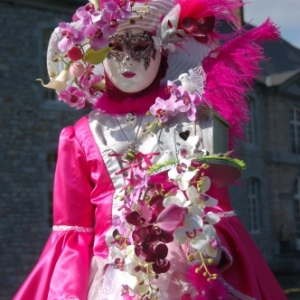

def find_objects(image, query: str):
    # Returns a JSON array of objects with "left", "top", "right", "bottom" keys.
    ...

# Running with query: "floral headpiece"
[
  {"left": 41, "top": 0, "right": 279, "bottom": 140},
  {"left": 41, "top": 0, "right": 239, "bottom": 109}
]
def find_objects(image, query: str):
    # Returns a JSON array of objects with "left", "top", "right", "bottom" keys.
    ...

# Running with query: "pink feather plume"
[
  {"left": 202, "top": 18, "right": 280, "bottom": 143},
  {"left": 176, "top": 0, "right": 243, "bottom": 25}
]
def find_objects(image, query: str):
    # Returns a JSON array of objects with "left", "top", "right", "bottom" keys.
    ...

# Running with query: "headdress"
[{"left": 41, "top": 0, "right": 279, "bottom": 140}]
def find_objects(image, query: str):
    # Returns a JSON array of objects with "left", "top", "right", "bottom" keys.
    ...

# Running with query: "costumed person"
[{"left": 15, "top": 0, "right": 287, "bottom": 299}]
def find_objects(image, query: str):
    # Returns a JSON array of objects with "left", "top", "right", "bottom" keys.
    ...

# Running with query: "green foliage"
[
  {"left": 193, "top": 155, "right": 246, "bottom": 171},
  {"left": 148, "top": 160, "right": 177, "bottom": 174},
  {"left": 148, "top": 155, "right": 246, "bottom": 175},
  {"left": 83, "top": 47, "right": 112, "bottom": 64}
]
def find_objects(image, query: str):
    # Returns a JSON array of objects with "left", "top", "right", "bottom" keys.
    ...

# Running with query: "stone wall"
[
  {"left": 229, "top": 83, "right": 300, "bottom": 276},
  {"left": 0, "top": 2, "right": 86, "bottom": 299}
]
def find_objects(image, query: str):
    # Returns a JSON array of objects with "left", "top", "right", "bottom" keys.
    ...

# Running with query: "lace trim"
[
  {"left": 220, "top": 278, "right": 257, "bottom": 300},
  {"left": 217, "top": 210, "right": 236, "bottom": 218},
  {"left": 52, "top": 225, "right": 93, "bottom": 233}
]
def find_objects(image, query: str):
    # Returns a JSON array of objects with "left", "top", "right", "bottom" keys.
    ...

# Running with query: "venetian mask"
[{"left": 103, "top": 28, "right": 161, "bottom": 93}]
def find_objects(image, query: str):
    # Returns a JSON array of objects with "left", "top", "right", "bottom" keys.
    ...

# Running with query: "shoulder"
[
  {"left": 58, "top": 114, "right": 90, "bottom": 151},
  {"left": 60, "top": 114, "right": 91, "bottom": 139},
  {"left": 59, "top": 110, "right": 106, "bottom": 152}
]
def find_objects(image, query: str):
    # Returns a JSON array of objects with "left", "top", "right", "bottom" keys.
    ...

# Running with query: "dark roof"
[{"left": 260, "top": 36, "right": 300, "bottom": 76}]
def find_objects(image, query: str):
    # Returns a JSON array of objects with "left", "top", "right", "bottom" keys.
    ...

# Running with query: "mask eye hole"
[
  {"left": 109, "top": 42, "right": 123, "bottom": 52},
  {"left": 133, "top": 42, "right": 149, "bottom": 53}
]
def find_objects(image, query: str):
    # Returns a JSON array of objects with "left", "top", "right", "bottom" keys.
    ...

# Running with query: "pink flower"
[
  {"left": 165, "top": 80, "right": 178, "bottom": 94},
  {"left": 58, "top": 22, "right": 85, "bottom": 52},
  {"left": 96, "top": 8, "right": 118, "bottom": 31},
  {"left": 75, "top": 4, "right": 118, "bottom": 51},
  {"left": 128, "top": 168, "right": 148, "bottom": 202},
  {"left": 75, "top": 3, "right": 102, "bottom": 26},
  {"left": 58, "top": 86, "right": 86, "bottom": 109},
  {"left": 125, "top": 200, "right": 153, "bottom": 227},
  {"left": 83, "top": 8, "right": 120, "bottom": 51},
  {"left": 103, "top": 0, "right": 131, "bottom": 20},
  {"left": 69, "top": 62, "right": 86, "bottom": 78},
  {"left": 84, "top": 24, "right": 107, "bottom": 50},
  {"left": 78, "top": 63, "right": 101, "bottom": 89},
  {"left": 149, "top": 96, "right": 177, "bottom": 123},
  {"left": 156, "top": 204, "right": 187, "bottom": 232},
  {"left": 175, "top": 86, "right": 202, "bottom": 121}
]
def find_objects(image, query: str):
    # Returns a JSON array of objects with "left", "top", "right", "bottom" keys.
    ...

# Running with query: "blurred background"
[{"left": 0, "top": 0, "right": 300, "bottom": 299}]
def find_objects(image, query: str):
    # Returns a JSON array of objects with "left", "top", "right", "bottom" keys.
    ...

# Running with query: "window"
[
  {"left": 42, "top": 28, "right": 57, "bottom": 100},
  {"left": 290, "top": 107, "right": 300, "bottom": 153},
  {"left": 293, "top": 176, "right": 300, "bottom": 251},
  {"left": 247, "top": 178, "right": 261, "bottom": 233},
  {"left": 245, "top": 98, "right": 257, "bottom": 145},
  {"left": 47, "top": 150, "right": 58, "bottom": 227}
]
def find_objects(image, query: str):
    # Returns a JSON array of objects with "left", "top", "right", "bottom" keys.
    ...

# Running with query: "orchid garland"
[
  {"left": 103, "top": 123, "right": 244, "bottom": 300},
  {"left": 39, "top": 0, "right": 211, "bottom": 111},
  {"left": 103, "top": 71, "right": 247, "bottom": 298},
  {"left": 147, "top": 80, "right": 205, "bottom": 130}
]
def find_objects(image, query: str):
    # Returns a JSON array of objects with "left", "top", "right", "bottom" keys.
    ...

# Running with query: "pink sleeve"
[{"left": 14, "top": 126, "right": 95, "bottom": 300}]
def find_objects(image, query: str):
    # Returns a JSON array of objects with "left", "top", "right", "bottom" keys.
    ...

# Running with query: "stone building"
[
  {"left": 230, "top": 37, "right": 300, "bottom": 292},
  {"left": 0, "top": 1, "right": 87, "bottom": 299},
  {"left": 0, "top": 0, "right": 300, "bottom": 299}
]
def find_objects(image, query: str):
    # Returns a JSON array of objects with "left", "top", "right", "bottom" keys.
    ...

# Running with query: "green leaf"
[
  {"left": 193, "top": 155, "right": 246, "bottom": 171},
  {"left": 147, "top": 160, "right": 177, "bottom": 175},
  {"left": 83, "top": 47, "right": 112, "bottom": 64},
  {"left": 147, "top": 155, "right": 246, "bottom": 175}
]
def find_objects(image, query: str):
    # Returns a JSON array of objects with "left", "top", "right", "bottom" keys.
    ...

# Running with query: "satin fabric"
[
  {"left": 14, "top": 114, "right": 287, "bottom": 300},
  {"left": 207, "top": 186, "right": 287, "bottom": 300}
]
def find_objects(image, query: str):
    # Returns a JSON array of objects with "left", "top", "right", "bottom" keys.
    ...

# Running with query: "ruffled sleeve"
[{"left": 14, "top": 125, "right": 95, "bottom": 300}]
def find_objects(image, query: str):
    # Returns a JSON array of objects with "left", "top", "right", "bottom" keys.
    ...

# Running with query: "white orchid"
[
  {"left": 203, "top": 211, "right": 221, "bottom": 225},
  {"left": 163, "top": 189, "right": 190, "bottom": 208},
  {"left": 174, "top": 213, "right": 204, "bottom": 244},
  {"left": 190, "top": 224, "right": 220, "bottom": 258},
  {"left": 168, "top": 158, "right": 196, "bottom": 191},
  {"left": 188, "top": 177, "right": 218, "bottom": 209}
]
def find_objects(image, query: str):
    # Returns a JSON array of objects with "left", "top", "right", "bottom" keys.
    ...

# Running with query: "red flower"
[
  {"left": 67, "top": 46, "right": 83, "bottom": 61},
  {"left": 181, "top": 16, "right": 215, "bottom": 43},
  {"left": 145, "top": 243, "right": 170, "bottom": 274}
]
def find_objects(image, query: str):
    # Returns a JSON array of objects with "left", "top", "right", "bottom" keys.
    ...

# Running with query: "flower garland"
[{"left": 104, "top": 79, "right": 245, "bottom": 299}]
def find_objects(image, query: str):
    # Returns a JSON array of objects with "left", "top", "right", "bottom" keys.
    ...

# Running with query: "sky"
[{"left": 244, "top": 0, "right": 300, "bottom": 49}]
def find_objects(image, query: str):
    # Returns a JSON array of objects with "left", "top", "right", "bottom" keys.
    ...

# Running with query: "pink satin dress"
[{"left": 14, "top": 111, "right": 287, "bottom": 300}]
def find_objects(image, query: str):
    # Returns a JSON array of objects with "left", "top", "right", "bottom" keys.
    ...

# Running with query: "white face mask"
[{"left": 103, "top": 28, "right": 161, "bottom": 93}]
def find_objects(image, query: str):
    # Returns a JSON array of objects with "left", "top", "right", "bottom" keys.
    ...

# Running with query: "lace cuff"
[{"left": 52, "top": 225, "right": 93, "bottom": 233}]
